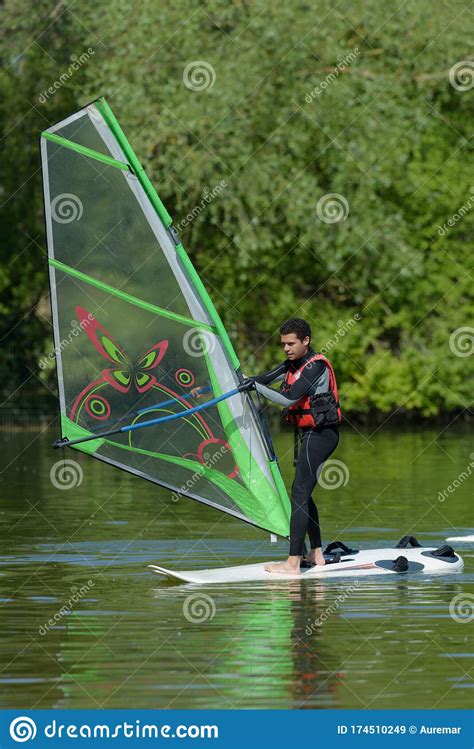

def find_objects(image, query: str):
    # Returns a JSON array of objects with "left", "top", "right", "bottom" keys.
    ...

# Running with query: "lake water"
[{"left": 0, "top": 425, "right": 472, "bottom": 709}]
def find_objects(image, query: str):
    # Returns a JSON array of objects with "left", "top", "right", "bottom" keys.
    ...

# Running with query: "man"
[{"left": 242, "top": 318, "right": 341, "bottom": 575}]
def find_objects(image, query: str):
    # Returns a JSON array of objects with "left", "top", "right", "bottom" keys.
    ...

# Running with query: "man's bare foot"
[
  {"left": 264, "top": 557, "right": 301, "bottom": 575},
  {"left": 306, "top": 548, "right": 326, "bottom": 566}
]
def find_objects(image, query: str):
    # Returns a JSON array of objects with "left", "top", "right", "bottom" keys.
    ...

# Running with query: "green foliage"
[
  {"left": 1, "top": 0, "right": 472, "bottom": 419},
  {"left": 0, "top": 1, "right": 90, "bottom": 413}
]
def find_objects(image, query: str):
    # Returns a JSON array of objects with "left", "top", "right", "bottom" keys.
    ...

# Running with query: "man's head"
[{"left": 279, "top": 318, "right": 311, "bottom": 360}]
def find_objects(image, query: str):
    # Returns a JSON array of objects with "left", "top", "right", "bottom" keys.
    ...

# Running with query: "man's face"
[{"left": 280, "top": 333, "right": 310, "bottom": 360}]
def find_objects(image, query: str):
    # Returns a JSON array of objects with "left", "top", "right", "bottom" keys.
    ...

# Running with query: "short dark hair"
[{"left": 280, "top": 317, "right": 311, "bottom": 342}]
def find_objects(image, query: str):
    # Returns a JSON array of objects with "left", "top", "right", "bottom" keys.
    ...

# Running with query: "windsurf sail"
[{"left": 40, "top": 97, "right": 290, "bottom": 537}]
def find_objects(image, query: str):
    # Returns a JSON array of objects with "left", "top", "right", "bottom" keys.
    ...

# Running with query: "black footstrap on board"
[
  {"left": 324, "top": 541, "right": 356, "bottom": 556},
  {"left": 396, "top": 535, "right": 422, "bottom": 549},
  {"left": 326, "top": 552, "right": 342, "bottom": 565},
  {"left": 392, "top": 555, "right": 409, "bottom": 572},
  {"left": 431, "top": 544, "right": 456, "bottom": 558},
  {"left": 420, "top": 545, "right": 458, "bottom": 563},
  {"left": 301, "top": 552, "right": 343, "bottom": 568}
]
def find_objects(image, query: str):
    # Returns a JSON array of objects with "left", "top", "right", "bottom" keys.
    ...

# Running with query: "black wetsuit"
[{"left": 253, "top": 348, "right": 339, "bottom": 556}]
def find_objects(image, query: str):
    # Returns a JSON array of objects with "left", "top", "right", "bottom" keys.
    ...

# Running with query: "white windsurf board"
[{"left": 149, "top": 545, "right": 464, "bottom": 584}]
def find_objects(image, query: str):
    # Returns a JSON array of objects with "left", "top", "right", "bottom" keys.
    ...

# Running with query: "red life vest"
[{"left": 282, "top": 353, "right": 341, "bottom": 428}]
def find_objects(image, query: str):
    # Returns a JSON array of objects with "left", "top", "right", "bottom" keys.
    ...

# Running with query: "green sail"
[{"left": 41, "top": 97, "right": 290, "bottom": 537}]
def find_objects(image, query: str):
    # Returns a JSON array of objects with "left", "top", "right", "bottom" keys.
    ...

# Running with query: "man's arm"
[
  {"left": 254, "top": 382, "right": 299, "bottom": 406},
  {"left": 254, "top": 359, "right": 327, "bottom": 406},
  {"left": 253, "top": 362, "right": 287, "bottom": 385}
]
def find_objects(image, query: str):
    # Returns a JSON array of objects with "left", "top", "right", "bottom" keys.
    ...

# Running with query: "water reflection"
[{"left": 0, "top": 428, "right": 472, "bottom": 709}]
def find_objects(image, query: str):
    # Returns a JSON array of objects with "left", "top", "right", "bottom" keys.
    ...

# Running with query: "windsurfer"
[{"left": 242, "top": 318, "right": 341, "bottom": 575}]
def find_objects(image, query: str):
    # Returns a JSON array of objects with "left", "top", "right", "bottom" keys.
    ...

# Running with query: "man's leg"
[
  {"left": 289, "top": 470, "right": 316, "bottom": 556},
  {"left": 265, "top": 432, "right": 317, "bottom": 574},
  {"left": 305, "top": 427, "right": 340, "bottom": 564},
  {"left": 307, "top": 498, "right": 321, "bottom": 550}
]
